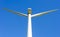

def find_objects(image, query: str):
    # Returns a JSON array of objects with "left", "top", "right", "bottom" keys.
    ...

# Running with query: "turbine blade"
[
  {"left": 3, "top": 8, "right": 27, "bottom": 16},
  {"left": 31, "top": 9, "right": 59, "bottom": 17}
]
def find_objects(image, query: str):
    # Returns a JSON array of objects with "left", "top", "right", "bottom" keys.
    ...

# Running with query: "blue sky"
[{"left": 0, "top": 0, "right": 60, "bottom": 37}]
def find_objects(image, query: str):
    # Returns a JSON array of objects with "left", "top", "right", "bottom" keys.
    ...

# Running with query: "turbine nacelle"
[{"left": 28, "top": 8, "right": 32, "bottom": 14}]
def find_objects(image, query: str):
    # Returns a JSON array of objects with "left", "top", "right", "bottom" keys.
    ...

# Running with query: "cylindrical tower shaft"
[{"left": 27, "top": 14, "right": 32, "bottom": 37}]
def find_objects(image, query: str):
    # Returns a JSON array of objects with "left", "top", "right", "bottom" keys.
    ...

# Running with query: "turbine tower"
[{"left": 4, "top": 8, "right": 58, "bottom": 37}]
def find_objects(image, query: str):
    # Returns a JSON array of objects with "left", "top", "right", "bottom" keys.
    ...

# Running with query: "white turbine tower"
[{"left": 4, "top": 8, "right": 58, "bottom": 37}]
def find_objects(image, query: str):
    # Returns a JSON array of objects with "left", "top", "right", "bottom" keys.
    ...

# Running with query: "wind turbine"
[{"left": 4, "top": 8, "right": 58, "bottom": 37}]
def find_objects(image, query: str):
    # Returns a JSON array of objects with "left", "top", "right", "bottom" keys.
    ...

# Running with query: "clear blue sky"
[{"left": 0, "top": 0, "right": 60, "bottom": 37}]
